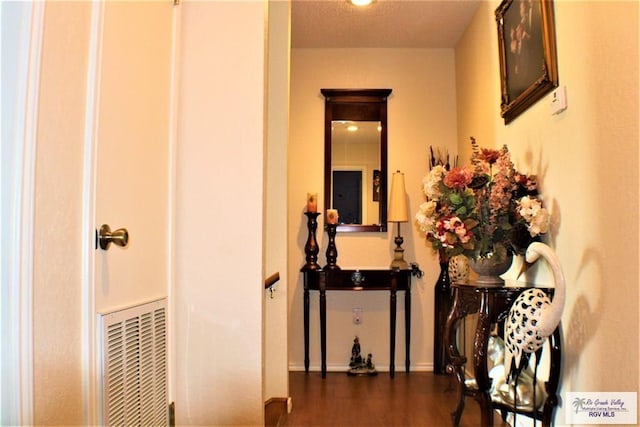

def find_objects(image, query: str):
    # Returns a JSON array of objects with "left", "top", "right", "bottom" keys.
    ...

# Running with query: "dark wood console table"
[
  {"left": 444, "top": 282, "right": 561, "bottom": 427},
  {"left": 302, "top": 268, "right": 411, "bottom": 378}
]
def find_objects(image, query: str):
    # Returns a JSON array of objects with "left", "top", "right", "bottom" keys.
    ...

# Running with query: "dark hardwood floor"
[{"left": 281, "top": 371, "right": 509, "bottom": 427}]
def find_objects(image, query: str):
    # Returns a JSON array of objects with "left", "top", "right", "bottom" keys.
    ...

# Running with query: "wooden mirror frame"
[{"left": 321, "top": 88, "right": 392, "bottom": 232}]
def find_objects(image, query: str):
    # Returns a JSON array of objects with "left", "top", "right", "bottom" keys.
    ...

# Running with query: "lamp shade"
[{"left": 388, "top": 170, "right": 408, "bottom": 223}]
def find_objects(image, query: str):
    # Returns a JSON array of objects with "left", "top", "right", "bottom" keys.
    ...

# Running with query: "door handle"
[{"left": 97, "top": 224, "right": 129, "bottom": 250}]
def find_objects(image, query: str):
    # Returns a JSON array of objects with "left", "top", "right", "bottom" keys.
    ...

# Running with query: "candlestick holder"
[
  {"left": 323, "top": 223, "right": 340, "bottom": 270},
  {"left": 302, "top": 212, "right": 321, "bottom": 271}
]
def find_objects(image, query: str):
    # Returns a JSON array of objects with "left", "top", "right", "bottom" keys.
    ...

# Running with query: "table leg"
[
  {"left": 389, "top": 289, "right": 397, "bottom": 378},
  {"left": 320, "top": 288, "right": 327, "bottom": 378},
  {"left": 405, "top": 287, "right": 411, "bottom": 373},
  {"left": 445, "top": 287, "right": 466, "bottom": 426},
  {"left": 304, "top": 287, "right": 310, "bottom": 373},
  {"left": 474, "top": 295, "right": 494, "bottom": 426}
]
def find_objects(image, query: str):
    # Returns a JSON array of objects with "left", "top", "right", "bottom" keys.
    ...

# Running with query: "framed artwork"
[
  {"left": 372, "top": 170, "right": 381, "bottom": 202},
  {"left": 496, "top": 0, "right": 558, "bottom": 124}
]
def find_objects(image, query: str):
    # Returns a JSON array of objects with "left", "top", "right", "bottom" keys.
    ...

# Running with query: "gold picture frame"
[{"left": 496, "top": 0, "right": 559, "bottom": 124}]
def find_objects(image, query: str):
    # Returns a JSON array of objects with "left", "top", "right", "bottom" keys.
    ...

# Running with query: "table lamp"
[{"left": 388, "top": 170, "right": 409, "bottom": 269}]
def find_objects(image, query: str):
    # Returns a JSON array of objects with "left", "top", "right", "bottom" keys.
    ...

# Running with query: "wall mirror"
[{"left": 322, "top": 88, "right": 392, "bottom": 232}]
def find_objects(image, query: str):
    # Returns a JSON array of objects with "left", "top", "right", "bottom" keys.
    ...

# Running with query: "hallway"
[{"left": 282, "top": 371, "right": 508, "bottom": 426}]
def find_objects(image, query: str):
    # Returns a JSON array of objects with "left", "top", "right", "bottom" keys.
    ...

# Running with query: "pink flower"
[
  {"left": 443, "top": 167, "right": 473, "bottom": 189},
  {"left": 434, "top": 216, "right": 473, "bottom": 247},
  {"left": 489, "top": 174, "right": 513, "bottom": 214}
]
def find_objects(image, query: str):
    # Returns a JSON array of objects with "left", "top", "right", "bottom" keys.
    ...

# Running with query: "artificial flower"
[
  {"left": 443, "top": 167, "right": 473, "bottom": 189},
  {"left": 415, "top": 137, "right": 550, "bottom": 260},
  {"left": 479, "top": 148, "right": 501, "bottom": 164}
]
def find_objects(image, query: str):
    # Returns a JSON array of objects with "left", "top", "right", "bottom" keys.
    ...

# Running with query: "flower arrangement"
[{"left": 415, "top": 137, "right": 550, "bottom": 261}]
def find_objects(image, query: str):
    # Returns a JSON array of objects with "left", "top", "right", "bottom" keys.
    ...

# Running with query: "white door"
[
  {"left": 87, "top": 1, "right": 176, "bottom": 423},
  {"left": 93, "top": 1, "right": 174, "bottom": 313}
]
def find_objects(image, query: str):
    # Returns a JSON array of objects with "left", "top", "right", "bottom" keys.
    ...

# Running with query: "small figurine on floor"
[
  {"left": 366, "top": 354, "right": 374, "bottom": 370},
  {"left": 347, "top": 337, "right": 377, "bottom": 376},
  {"left": 349, "top": 336, "right": 363, "bottom": 368}
]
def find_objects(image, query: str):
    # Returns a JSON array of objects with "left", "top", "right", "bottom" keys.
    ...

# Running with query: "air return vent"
[{"left": 100, "top": 299, "right": 167, "bottom": 426}]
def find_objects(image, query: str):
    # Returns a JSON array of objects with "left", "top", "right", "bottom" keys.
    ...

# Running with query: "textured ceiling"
[{"left": 291, "top": 0, "right": 482, "bottom": 49}]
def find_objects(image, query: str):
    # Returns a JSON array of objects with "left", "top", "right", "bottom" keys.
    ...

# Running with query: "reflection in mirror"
[
  {"left": 322, "top": 89, "right": 392, "bottom": 232},
  {"left": 331, "top": 121, "right": 381, "bottom": 225}
]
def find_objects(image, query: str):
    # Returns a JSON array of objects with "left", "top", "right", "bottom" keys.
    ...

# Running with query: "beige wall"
[
  {"left": 288, "top": 48, "right": 458, "bottom": 371},
  {"left": 456, "top": 0, "right": 639, "bottom": 421},
  {"left": 33, "top": 2, "right": 91, "bottom": 424},
  {"left": 175, "top": 1, "right": 266, "bottom": 425}
]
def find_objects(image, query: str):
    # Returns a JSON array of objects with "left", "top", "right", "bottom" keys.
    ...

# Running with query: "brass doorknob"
[{"left": 98, "top": 224, "right": 129, "bottom": 250}]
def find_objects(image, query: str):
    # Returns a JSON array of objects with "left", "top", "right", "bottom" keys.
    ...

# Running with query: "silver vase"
[{"left": 467, "top": 253, "right": 513, "bottom": 285}]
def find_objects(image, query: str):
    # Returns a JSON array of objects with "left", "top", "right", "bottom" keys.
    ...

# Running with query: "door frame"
[
  {"left": 1, "top": 2, "right": 44, "bottom": 424},
  {"left": 80, "top": 1, "right": 103, "bottom": 423}
]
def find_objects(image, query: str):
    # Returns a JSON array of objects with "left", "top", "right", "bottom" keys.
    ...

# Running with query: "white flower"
[
  {"left": 518, "top": 196, "right": 550, "bottom": 236},
  {"left": 422, "top": 165, "right": 447, "bottom": 200},
  {"left": 420, "top": 200, "right": 437, "bottom": 216},
  {"left": 415, "top": 201, "right": 437, "bottom": 234},
  {"left": 528, "top": 208, "right": 550, "bottom": 236},
  {"left": 517, "top": 196, "right": 540, "bottom": 221}
]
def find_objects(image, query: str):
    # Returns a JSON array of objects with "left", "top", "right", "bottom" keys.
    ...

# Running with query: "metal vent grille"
[{"left": 101, "top": 299, "right": 167, "bottom": 426}]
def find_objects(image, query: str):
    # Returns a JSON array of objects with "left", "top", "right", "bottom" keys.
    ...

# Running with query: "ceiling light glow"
[{"left": 350, "top": 0, "right": 374, "bottom": 6}]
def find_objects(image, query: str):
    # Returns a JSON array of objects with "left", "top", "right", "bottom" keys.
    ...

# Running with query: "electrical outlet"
[{"left": 352, "top": 308, "right": 362, "bottom": 325}]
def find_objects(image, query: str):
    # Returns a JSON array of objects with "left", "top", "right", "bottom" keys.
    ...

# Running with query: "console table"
[
  {"left": 301, "top": 268, "right": 412, "bottom": 378},
  {"left": 444, "top": 282, "right": 561, "bottom": 427}
]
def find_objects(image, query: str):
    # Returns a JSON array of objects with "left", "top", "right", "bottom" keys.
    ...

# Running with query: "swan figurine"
[{"left": 504, "top": 242, "right": 566, "bottom": 381}]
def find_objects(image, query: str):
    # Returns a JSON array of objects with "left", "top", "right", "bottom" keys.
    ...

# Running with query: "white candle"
[
  {"left": 307, "top": 193, "right": 318, "bottom": 213},
  {"left": 326, "top": 209, "right": 339, "bottom": 225}
]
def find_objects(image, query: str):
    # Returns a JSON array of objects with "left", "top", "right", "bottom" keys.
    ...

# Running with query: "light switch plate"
[{"left": 550, "top": 86, "right": 568, "bottom": 115}]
